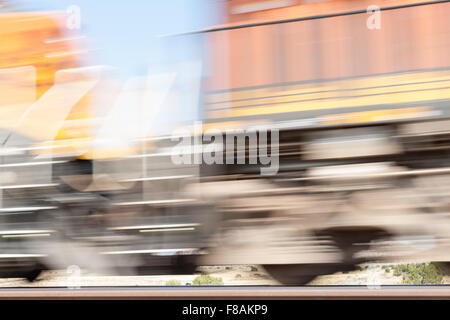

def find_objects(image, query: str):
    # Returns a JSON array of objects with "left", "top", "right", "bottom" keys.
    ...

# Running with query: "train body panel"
[{"left": 203, "top": 0, "right": 450, "bottom": 131}]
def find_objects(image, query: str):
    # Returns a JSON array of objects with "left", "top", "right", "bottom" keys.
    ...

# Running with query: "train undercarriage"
[
  {"left": 3, "top": 118, "right": 450, "bottom": 284},
  {"left": 195, "top": 120, "right": 450, "bottom": 284}
]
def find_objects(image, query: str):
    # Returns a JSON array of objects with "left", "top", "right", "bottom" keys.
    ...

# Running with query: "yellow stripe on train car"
[
  {"left": 205, "top": 70, "right": 450, "bottom": 119},
  {"left": 318, "top": 106, "right": 436, "bottom": 126},
  {"left": 205, "top": 69, "right": 450, "bottom": 106},
  {"left": 207, "top": 86, "right": 450, "bottom": 118}
]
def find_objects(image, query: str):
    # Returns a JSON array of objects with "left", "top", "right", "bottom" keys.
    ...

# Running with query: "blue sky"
[
  {"left": 13, "top": 0, "right": 224, "bottom": 134},
  {"left": 18, "top": 0, "right": 224, "bottom": 78}
]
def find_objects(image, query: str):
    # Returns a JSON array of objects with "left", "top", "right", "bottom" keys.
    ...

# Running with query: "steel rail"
[{"left": 0, "top": 286, "right": 450, "bottom": 299}]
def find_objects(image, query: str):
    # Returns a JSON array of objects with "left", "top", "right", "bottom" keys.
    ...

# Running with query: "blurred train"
[{"left": 1, "top": 0, "right": 450, "bottom": 284}]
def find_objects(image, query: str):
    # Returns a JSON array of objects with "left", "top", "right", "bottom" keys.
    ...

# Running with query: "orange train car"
[
  {"left": 0, "top": 10, "right": 97, "bottom": 155},
  {"left": 191, "top": 1, "right": 450, "bottom": 284},
  {"left": 202, "top": 0, "right": 450, "bottom": 130}
]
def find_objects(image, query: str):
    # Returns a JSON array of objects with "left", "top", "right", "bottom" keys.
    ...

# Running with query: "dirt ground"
[{"left": 0, "top": 263, "right": 438, "bottom": 287}]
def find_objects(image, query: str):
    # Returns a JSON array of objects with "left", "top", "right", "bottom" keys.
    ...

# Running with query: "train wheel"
[
  {"left": 173, "top": 255, "right": 198, "bottom": 274},
  {"left": 24, "top": 268, "right": 42, "bottom": 282},
  {"left": 0, "top": 264, "right": 43, "bottom": 282},
  {"left": 263, "top": 264, "right": 320, "bottom": 285}
]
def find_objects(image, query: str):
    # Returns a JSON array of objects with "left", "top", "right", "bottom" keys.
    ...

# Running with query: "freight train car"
[
  {"left": 0, "top": 7, "right": 215, "bottom": 279},
  {"left": 190, "top": 0, "right": 450, "bottom": 283},
  {"left": 2, "top": 0, "right": 450, "bottom": 285}
]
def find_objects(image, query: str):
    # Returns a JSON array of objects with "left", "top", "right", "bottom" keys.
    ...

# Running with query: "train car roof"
[{"left": 188, "top": 0, "right": 437, "bottom": 34}]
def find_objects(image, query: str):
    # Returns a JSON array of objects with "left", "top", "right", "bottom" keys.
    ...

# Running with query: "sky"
[
  {"left": 16, "top": 0, "right": 224, "bottom": 78},
  {"left": 10, "top": 0, "right": 225, "bottom": 136}
]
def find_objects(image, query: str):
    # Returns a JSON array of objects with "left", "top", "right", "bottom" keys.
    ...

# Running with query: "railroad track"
[{"left": 0, "top": 286, "right": 449, "bottom": 299}]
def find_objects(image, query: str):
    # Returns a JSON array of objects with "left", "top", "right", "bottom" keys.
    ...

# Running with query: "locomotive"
[{"left": 1, "top": 0, "right": 450, "bottom": 284}]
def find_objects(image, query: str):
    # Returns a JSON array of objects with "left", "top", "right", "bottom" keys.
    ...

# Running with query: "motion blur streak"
[{"left": 0, "top": 0, "right": 449, "bottom": 285}]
